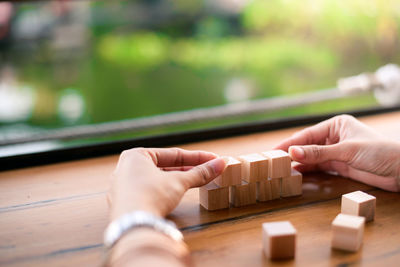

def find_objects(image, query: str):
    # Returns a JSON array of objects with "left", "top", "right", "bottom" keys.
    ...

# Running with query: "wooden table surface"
[{"left": 1, "top": 112, "right": 400, "bottom": 267}]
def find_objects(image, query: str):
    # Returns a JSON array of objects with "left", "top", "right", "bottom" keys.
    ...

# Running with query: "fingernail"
[
  {"left": 208, "top": 158, "right": 227, "bottom": 174},
  {"left": 208, "top": 152, "right": 219, "bottom": 158},
  {"left": 222, "top": 156, "right": 230, "bottom": 164},
  {"left": 289, "top": 146, "right": 305, "bottom": 160}
]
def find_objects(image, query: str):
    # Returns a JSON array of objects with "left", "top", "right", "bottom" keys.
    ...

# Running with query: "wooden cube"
[
  {"left": 281, "top": 169, "right": 302, "bottom": 197},
  {"left": 261, "top": 150, "right": 291, "bottom": 178},
  {"left": 199, "top": 182, "right": 229, "bottom": 211},
  {"left": 237, "top": 153, "right": 269, "bottom": 183},
  {"left": 262, "top": 221, "right": 296, "bottom": 260},
  {"left": 214, "top": 157, "right": 242, "bottom": 187},
  {"left": 331, "top": 213, "right": 365, "bottom": 252},
  {"left": 341, "top": 191, "right": 376, "bottom": 222},
  {"left": 229, "top": 181, "right": 256, "bottom": 207},
  {"left": 256, "top": 178, "right": 281, "bottom": 201}
]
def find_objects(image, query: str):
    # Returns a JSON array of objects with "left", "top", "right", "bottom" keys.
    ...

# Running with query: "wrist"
[
  {"left": 115, "top": 228, "right": 187, "bottom": 255},
  {"left": 109, "top": 228, "right": 189, "bottom": 267}
]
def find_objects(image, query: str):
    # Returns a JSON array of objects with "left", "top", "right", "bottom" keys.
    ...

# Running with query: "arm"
[
  {"left": 275, "top": 114, "right": 400, "bottom": 192},
  {"left": 106, "top": 147, "right": 227, "bottom": 267},
  {"left": 109, "top": 228, "right": 190, "bottom": 267}
]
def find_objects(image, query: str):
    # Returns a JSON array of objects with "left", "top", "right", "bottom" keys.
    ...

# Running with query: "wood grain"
[
  {"left": 281, "top": 169, "right": 303, "bottom": 197},
  {"left": 257, "top": 179, "right": 279, "bottom": 202},
  {"left": 199, "top": 182, "right": 229, "bottom": 211},
  {"left": 214, "top": 157, "right": 242, "bottom": 187},
  {"left": 331, "top": 213, "right": 365, "bottom": 252},
  {"left": 237, "top": 154, "right": 269, "bottom": 183},
  {"left": 261, "top": 150, "right": 291, "bottom": 179},
  {"left": 0, "top": 111, "right": 400, "bottom": 266},
  {"left": 341, "top": 191, "right": 376, "bottom": 222},
  {"left": 229, "top": 181, "right": 257, "bottom": 207},
  {"left": 262, "top": 221, "right": 296, "bottom": 260},
  {"left": 185, "top": 190, "right": 400, "bottom": 267}
]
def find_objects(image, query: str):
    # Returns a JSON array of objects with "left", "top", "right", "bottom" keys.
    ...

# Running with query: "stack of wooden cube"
[{"left": 199, "top": 150, "right": 302, "bottom": 210}]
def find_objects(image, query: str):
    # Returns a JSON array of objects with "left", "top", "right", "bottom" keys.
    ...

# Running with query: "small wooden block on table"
[
  {"left": 230, "top": 181, "right": 257, "bottom": 207},
  {"left": 256, "top": 178, "right": 281, "bottom": 201},
  {"left": 199, "top": 182, "right": 229, "bottom": 210},
  {"left": 262, "top": 221, "right": 297, "bottom": 260},
  {"left": 237, "top": 153, "right": 268, "bottom": 183},
  {"left": 281, "top": 169, "right": 302, "bottom": 197},
  {"left": 341, "top": 191, "right": 376, "bottom": 222},
  {"left": 261, "top": 150, "right": 291, "bottom": 178},
  {"left": 331, "top": 213, "right": 365, "bottom": 252},
  {"left": 214, "top": 157, "right": 242, "bottom": 187}
]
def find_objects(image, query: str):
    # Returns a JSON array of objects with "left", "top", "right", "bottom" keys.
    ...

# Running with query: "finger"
[
  {"left": 146, "top": 148, "right": 218, "bottom": 167},
  {"left": 161, "top": 166, "right": 194, "bottom": 172},
  {"left": 288, "top": 143, "right": 355, "bottom": 165},
  {"left": 175, "top": 157, "right": 227, "bottom": 188},
  {"left": 274, "top": 117, "right": 339, "bottom": 151}
]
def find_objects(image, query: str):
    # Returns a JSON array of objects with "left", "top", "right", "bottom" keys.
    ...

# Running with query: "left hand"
[
  {"left": 274, "top": 115, "right": 400, "bottom": 192},
  {"left": 109, "top": 147, "right": 227, "bottom": 219}
]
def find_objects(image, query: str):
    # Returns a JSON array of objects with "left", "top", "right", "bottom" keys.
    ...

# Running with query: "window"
[{"left": 0, "top": 0, "right": 398, "bottom": 158}]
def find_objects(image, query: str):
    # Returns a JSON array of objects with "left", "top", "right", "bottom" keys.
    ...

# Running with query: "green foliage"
[
  {"left": 4, "top": 0, "right": 400, "bottom": 138},
  {"left": 98, "top": 34, "right": 337, "bottom": 76},
  {"left": 98, "top": 32, "right": 170, "bottom": 70},
  {"left": 242, "top": 0, "right": 400, "bottom": 39}
]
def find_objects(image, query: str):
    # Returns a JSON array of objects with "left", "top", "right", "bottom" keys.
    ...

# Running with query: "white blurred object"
[
  {"left": 338, "top": 64, "right": 400, "bottom": 106},
  {"left": 373, "top": 64, "right": 400, "bottom": 107},
  {"left": 0, "top": 67, "right": 34, "bottom": 122},
  {"left": 13, "top": 7, "right": 53, "bottom": 40},
  {"left": 0, "top": 141, "right": 60, "bottom": 157},
  {"left": 58, "top": 89, "right": 85, "bottom": 124},
  {"left": 224, "top": 78, "right": 253, "bottom": 103},
  {"left": 337, "top": 73, "right": 374, "bottom": 94},
  {"left": 0, "top": 84, "right": 34, "bottom": 122}
]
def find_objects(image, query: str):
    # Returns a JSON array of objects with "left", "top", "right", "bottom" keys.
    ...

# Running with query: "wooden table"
[{"left": 1, "top": 112, "right": 400, "bottom": 267}]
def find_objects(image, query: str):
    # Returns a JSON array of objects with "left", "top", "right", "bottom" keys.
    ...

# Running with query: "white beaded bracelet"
[{"left": 104, "top": 211, "right": 183, "bottom": 249}]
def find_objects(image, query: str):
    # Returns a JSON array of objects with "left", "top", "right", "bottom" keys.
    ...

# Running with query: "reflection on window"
[{"left": 0, "top": 0, "right": 399, "bottom": 150}]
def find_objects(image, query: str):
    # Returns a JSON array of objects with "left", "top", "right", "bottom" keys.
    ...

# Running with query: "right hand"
[
  {"left": 109, "top": 147, "right": 227, "bottom": 219},
  {"left": 275, "top": 115, "right": 400, "bottom": 192}
]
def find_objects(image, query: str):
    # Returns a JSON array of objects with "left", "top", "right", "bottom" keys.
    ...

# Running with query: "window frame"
[{"left": 1, "top": 105, "right": 398, "bottom": 171}]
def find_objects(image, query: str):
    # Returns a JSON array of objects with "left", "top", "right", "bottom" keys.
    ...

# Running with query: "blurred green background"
[{"left": 0, "top": 0, "right": 399, "bottom": 145}]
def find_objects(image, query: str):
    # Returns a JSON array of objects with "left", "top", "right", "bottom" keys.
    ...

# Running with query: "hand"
[
  {"left": 109, "top": 147, "right": 227, "bottom": 219},
  {"left": 275, "top": 115, "right": 400, "bottom": 192}
]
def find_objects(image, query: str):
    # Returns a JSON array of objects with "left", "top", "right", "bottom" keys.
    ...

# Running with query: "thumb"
[
  {"left": 289, "top": 143, "right": 352, "bottom": 164},
  {"left": 179, "top": 157, "right": 227, "bottom": 188}
]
